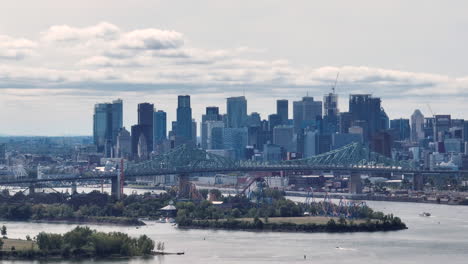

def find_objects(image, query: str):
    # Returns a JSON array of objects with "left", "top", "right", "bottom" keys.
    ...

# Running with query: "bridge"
[{"left": 0, "top": 143, "right": 464, "bottom": 198}]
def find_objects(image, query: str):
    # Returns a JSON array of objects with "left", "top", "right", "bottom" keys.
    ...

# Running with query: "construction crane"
[{"left": 331, "top": 72, "right": 340, "bottom": 94}]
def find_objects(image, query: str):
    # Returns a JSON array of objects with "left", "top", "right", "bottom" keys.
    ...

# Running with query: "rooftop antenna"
[{"left": 331, "top": 72, "right": 340, "bottom": 94}]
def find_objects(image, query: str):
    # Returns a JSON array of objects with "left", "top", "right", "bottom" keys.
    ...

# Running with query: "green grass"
[{"left": 1, "top": 238, "right": 37, "bottom": 251}]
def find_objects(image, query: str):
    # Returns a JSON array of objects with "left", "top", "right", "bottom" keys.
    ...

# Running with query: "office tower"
[
  {"left": 339, "top": 112, "right": 353, "bottom": 133},
  {"left": 93, "top": 103, "right": 113, "bottom": 154},
  {"left": 268, "top": 114, "right": 282, "bottom": 131},
  {"left": 226, "top": 96, "right": 247, "bottom": 128},
  {"left": 349, "top": 94, "right": 382, "bottom": 141},
  {"left": 371, "top": 131, "right": 392, "bottom": 157},
  {"left": 116, "top": 127, "right": 131, "bottom": 159},
  {"left": 131, "top": 103, "right": 154, "bottom": 155},
  {"left": 137, "top": 133, "right": 148, "bottom": 160},
  {"left": 323, "top": 93, "right": 339, "bottom": 134},
  {"left": 411, "top": 110, "right": 425, "bottom": 143},
  {"left": 433, "top": 115, "right": 451, "bottom": 142},
  {"left": 201, "top": 107, "right": 222, "bottom": 149},
  {"left": 390, "top": 118, "right": 411, "bottom": 141},
  {"left": 273, "top": 125, "right": 295, "bottom": 152},
  {"left": 247, "top": 112, "right": 261, "bottom": 127},
  {"left": 176, "top": 95, "right": 193, "bottom": 144},
  {"left": 153, "top": 110, "right": 167, "bottom": 146},
  {"left": 379, "top": 108, "right": 389, "bottom": 130},
  {"left": 111, "top": 99, "right": 123, "bottom": 143},
  {"left": 0, "top": 143, "right": 6, "bottom": 164},
  {"left": 303, "top": 130, "right": 318, "bottom": 158},
  {"left": 223, "top": 127, "right": 249, "bottom": 160},
  {"left": 276, "top": 99, "right": 288, "bottom": 125},
  {"left": 293, "top": 96, "right": 322, "bottom": 133},
  {"left": 192, "top": 119, "right": 197, "bottom": 145},
  {"left": 424, "top": 117, "right": 435, "bottom": 140},
  {"left": 263, "top": 143, "right": 282, "bottom": 162},
  {"left": 205, "top": 121, "right": 225, "bottom": 149}
]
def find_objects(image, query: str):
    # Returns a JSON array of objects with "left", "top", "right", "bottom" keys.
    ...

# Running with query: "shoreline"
[{"left": 0, "top": 217, "right": 145, "bottom": 226}]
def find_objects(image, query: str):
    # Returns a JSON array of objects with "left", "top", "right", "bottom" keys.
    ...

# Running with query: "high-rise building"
[
  {"left": 390, "top": 118, "right": 411, "bottom": 141},
  {"left": 273, "top": 125, "right": 295, "bottom": 153},
  {"left": 223, "top": 127, "right": 248, "bottom": 160},
  {"left": 433, "top": 115, "right": 451, "bottom": 142},
  {"left": 153, "top": 110, "right": 167, "bottom": 147},
  {"left": 268, "top": 114, "right": 282, "bottom": 131},
  {"left": 227, "top": 96, "right": 247, "bottom": 128},
  {"left": 116, "top": 127, "right": 131, "bottom": 159},
  {"left": 138, "top": 103, "right": 154, "bottom": 126},
  {"left": 201, "top": 107, "right": 222, "bottom": 149},
  {"left": 411, "top": 110, "right": 425, "bottom": 143},
  {"left": 349, "top": 94, "right": 382, "bottom": 141},
  {"left": 0, "top": 143, "right": 6, "bottom": 164},
  {"left": 176, "top": 95, "right": 193, "bottom": 144},
  {"left": 293, "top": 96, "right": 322, "bottom": 133},
  {"left": 93, "top": 102, "right": 120, "bottom": 155},
  {"left": 276, "top": 99, "right": 288, "bottom": 125},
  {"left": 324, "top": 93, "right": 339, "bottom": 117},
  {"left": 111, "top": 99, "right": 123, "bottom": 143},
  {"left": 371, "top": 131, "right": 392, "bottom": 157},
  {"left": 205, "top": 121, "right": 225, "bottom": 149}
]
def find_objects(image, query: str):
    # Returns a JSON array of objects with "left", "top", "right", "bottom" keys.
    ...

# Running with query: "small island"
[
  {"left": 175, "top": 189, "right": 407, "bottom": 233},
  {"left": 0, "top": 226, "right": 155, "bottom": 259}
]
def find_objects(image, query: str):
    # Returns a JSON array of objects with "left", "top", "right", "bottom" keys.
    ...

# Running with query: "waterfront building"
[{"left": 227, "top": 96, "right": 247, "bottom": 128}]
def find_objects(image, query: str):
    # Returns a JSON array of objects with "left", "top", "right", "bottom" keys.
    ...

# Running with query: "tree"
[{"left": 1, "top": 225, "right": 6, "bottom": 237}]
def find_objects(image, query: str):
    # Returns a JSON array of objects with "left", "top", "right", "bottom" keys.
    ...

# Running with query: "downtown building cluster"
[{"left": 93, "top": 93, "right": 468, "bottom": 171}]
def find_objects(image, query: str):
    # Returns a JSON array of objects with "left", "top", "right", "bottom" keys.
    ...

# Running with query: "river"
[{"left": 2, "top": 193, "right": 468, "bottom": 263}]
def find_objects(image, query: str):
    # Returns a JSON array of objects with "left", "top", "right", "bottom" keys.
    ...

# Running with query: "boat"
[{"left": 419, "top": 212, "right": 431, "bottom": 217}]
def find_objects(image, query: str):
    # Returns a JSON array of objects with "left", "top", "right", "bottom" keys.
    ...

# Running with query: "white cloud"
[
  {"left": 115, "top": 28, "right": 183, "bottom": 50},
  {"left": 0, "top": 35, "right": 37, "bottom": 60},
  {"left": 41, "top": 22, "right": 120, "bottom": 42}
]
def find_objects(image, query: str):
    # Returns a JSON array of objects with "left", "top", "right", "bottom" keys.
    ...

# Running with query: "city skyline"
[{"left": 2, "top": 1, "right": 468, "bottom": 135}]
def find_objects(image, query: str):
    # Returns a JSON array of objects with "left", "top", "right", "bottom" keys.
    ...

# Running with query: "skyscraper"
[
  {"left": 116, "top": 127, "right": 131, "bottom": 159},
  {"left": 390, "top": 118, "right": 411, "bottom": 141},
  {"left": 0, "top": 143, "right": 6, "bottom": 164},
  {"left": 227, "top": 96, "right": 247, "bottom": 128},
  {"left": 93, "top": 100, "right": 123, "bottom": 155},
  {"left": 433, "top": 115, "right": 451, "bottom": 142},
  {"left": 201, "top": 106, "right": 222, "bottom": 149},
  {"left": 131, "top": 103, "right": 154, "bottom": 159},
  {"left": 411, "top": 110, "right": 425, "bottom": 143},
  {"left": 176, "top": 95, "right": 193, "bottom": 144},
  {"left": 276, "top": 99, "right": 288, "bottom": 125},
  {"left": 153, "top": 110, "right": 167, "bottom": 146},
  {"left": 323, "top": 93, "right": 339, "bottom": 134},
  {"left": 349, "top": 94, "right": 382, "bottom": 141},
  {"left": 293, "top": 96, "right": 322, "bottom": 133}
]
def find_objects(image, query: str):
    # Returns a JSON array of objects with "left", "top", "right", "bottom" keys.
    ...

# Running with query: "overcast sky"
[{"left": 1, "top": 0, "right": 468, "bottom": 136}]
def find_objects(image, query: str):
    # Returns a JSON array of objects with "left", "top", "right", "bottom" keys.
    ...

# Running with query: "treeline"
[
  {"left": 0, "top": 226, "right": 155, "bottom": 259},
  {"left": 176, "top": 189, "right": 393, "bottom": 223},
  {"left": 179, "top": 216, "right": 407, "bottom": 233},
  {"left": 0, "top": 189, "right": 175, "bottom": 224}
]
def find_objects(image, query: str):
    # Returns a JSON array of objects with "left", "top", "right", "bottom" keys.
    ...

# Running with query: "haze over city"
[{"left": 2, "top": 0, "right": 468, "bottom": 136}]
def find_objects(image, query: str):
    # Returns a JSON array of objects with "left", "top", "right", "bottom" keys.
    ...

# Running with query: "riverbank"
[
  {"left": 0, "top": 216, "right": 145, "bottom": 226},
  {"left": 178, "top": 216, "right": 407, "bottom": 233}
]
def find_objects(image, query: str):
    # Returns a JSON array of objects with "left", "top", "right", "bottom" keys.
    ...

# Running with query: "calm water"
[{"left": 2, "top": 198, "right": 468, "bottom": 264}]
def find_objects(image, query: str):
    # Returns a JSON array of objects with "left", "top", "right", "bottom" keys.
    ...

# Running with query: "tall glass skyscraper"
[
  {"left": 131, "top": 103, "right": 154, "bottom": 158},
  {"left": 176, "top": 95, "right": 193, "bottom": 143},
  {"left": 227, "top": 96, "right": 247, "bottom": 128},
  {"left": 153, "top": 110, "right": 167, "bottom": 146},
  {"left": 276, "top": 99, "right": 288, "bottom": 125},
  {"left": 93, "top": 99, "right": 123, "bottom": 155}
]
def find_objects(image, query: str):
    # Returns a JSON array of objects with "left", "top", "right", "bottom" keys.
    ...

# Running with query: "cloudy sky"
[{"left": 1, "top": 0, "right": 468, "bottom": 136}]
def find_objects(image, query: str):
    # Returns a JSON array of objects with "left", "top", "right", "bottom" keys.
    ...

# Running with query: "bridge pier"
[
  {"left": 413, "top": 173, "right": 424, "bottom": 191},
  {"left": 71, "top": 181, "right": 77, "bottom": 195},
  {"left": 111, "top": 176, "right": 122, "bottom": 199},
  {"left": 28, "top": 183, "right": 35, "bottom": 195},
  {"left": 349, "top": 172, "right": 362, "bottom": 194},
  {"left": 178, "top": 173, "right": 191, "bottom": 199}
]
